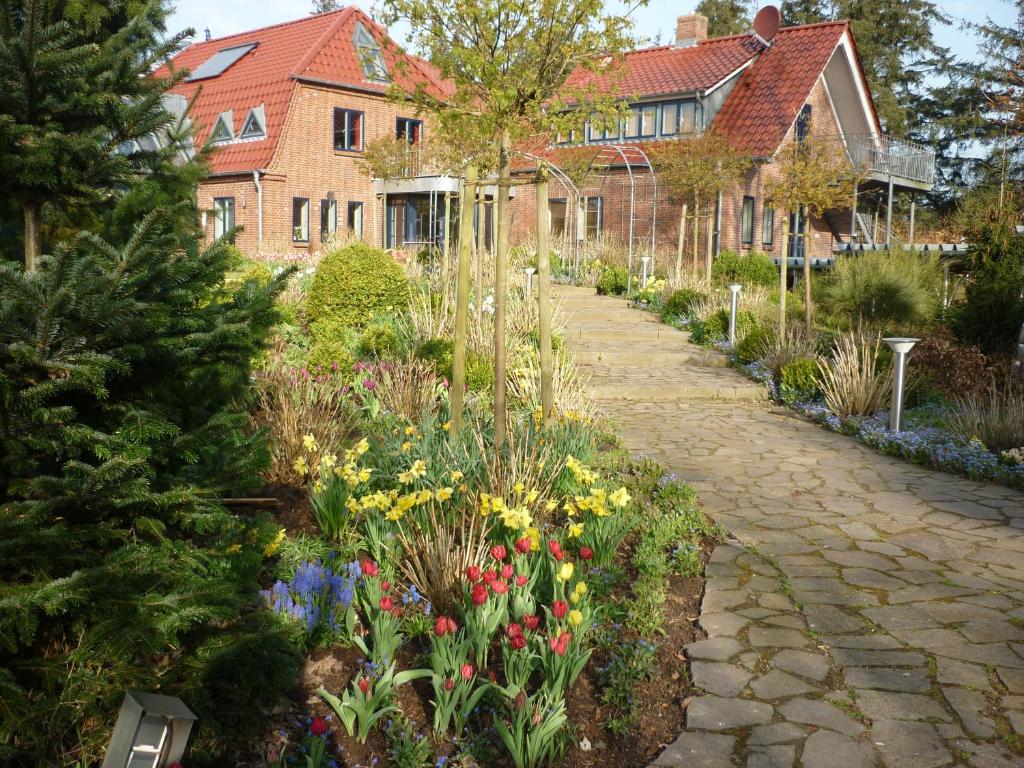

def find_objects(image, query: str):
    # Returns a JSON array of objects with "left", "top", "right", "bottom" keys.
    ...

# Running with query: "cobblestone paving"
[{"left": 555, "top": 286, "right": 1024, "bottom": 768}]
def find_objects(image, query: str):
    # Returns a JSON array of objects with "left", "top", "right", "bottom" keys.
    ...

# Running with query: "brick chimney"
[{"left": 675, "top": 13, "right": 708, "bottom": 48}]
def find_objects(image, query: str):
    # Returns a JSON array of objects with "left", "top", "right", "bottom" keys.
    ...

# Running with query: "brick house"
[
  {"left": 509, "top": 9, "right": 935, "bottom": 266},
  {"left": 158, "top": 7, "right": 461, "bottom": 257}
]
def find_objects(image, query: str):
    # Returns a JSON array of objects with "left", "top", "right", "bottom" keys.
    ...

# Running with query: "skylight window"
[
  {"left": 239, "top": 106, "right": 266, "bottom": 140},
  {"left": 210, "top": 111, "right": 233, "bottom": 143},
  {"left": 354, "top": 23, "right": 388, "bottom": 82},
  {"left": 186, "top": 42, "right": 257, "bottom": 82}
]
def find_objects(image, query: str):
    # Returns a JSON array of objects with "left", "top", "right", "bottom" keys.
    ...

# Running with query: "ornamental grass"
[{"left": 815, "top": 330, "right": 894, "bottom": 418}]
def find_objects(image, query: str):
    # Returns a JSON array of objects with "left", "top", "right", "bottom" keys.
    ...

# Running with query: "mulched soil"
[{"left": 237, "top": 485, "right": 708, "bottom": 767}]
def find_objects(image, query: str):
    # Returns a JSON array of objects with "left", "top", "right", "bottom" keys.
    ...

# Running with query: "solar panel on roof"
[{"left": 186, "top": 42, "right": 257, "bottom": 81}]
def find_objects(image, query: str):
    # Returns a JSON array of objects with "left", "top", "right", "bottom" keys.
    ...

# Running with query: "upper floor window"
[
  {"left": 796, "top": 104, "right": 812, "bottom": 143},
  {"left": 334, "top": 108, "right": 363, "bottom": 151},
  {"left": 663, "top": 101, "right": 697, "bottom": 136},
  {"left": 355, "top": 22, "right": 388, "bottom": 82},
  {"left": 239, "top": 106, "right": 266, "bottom": 140},
  {"left": 624, "top": 105, "right": 657, "bottom": 139},
  {"left": 396, "top": 117, "right": 423, "bottom": 145},
  {"left": 588, "top": 116, "right": 620, "bottom": 142},
  {"left": 210, "top": 111, "right": 233, "bottom": 143}
]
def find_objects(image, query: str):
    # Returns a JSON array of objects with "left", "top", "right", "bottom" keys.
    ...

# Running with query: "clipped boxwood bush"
[
  {"left": 307, "top": 243, "right": 409, "bottom": 329},
  {"left": 309, "top": 316, "right": 358, "bottom": 370},
  {"left": 415, "top": 337, "right": 493, "bottom": 391},
  {"left": 779, "top": 356, "right": 821, "bottom": 404},
  {"left": 660, "top": 288, "right": 706, "bottom": 320},
  {"left": 359, "top": 321, "right": 402, "bottom": 359},
  {"left": 736, "top": 326, "right": 773, "bottom": 364},
  {"left": 465, "top": 352, "right": 495, "bottom": 392},
  {"left": 692, "top": 308, "right": 758, "bottom": 347},
  {"left": 712, "top": 249, "right": 777, "bottom": 287},
  {"left": 596, "top": 266, "right": 628, "bottom": 296}
]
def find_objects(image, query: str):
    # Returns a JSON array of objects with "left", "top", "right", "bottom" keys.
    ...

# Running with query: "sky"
[{"left": 167, "top": 0, "right": 1017, "bottom": 63}]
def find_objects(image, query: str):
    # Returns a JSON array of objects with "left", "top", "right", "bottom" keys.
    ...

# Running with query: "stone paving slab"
[{"left": 555, "top": 287, "right": 1024, "bottom": 767}]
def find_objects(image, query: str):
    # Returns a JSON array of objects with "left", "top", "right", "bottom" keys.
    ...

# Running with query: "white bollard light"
[
  {"left": 524, "top": 267, "right": 536, "bottom": 299},
  {"left": 728, "top": 283, "right": 742, "bottom": 346},
  {"left": 883, "top": 337, "right": 919, "bottom": 432},
  {"left": 640, "top": 256, "right": 651, "bottom": 289}
]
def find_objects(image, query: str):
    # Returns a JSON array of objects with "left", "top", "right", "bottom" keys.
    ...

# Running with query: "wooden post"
[
  {"left": 705, "top": 205, "right": 714, "bottom": 284},
  {"left": 475, "top": 187, "right": 485, "bottom": 334},
  {"left": 909, "top": 195, "right": 916, "bottom": 247},
  {"left": 779, "top": 216, "right": 791, "bottom": 337},
  {"left": 803, "top": 226, "right": 812, "bottom": 334},
  {"left": 493, "top": 131, "right": 511, "bottom": 449},
  {"left": 442, "top": 192, "right": 452, "bottom": 275},
  {"left": 850, "top": 185, "right": 858, "bottom": 244},
  {"left": 536, "top": 163, "right": 554, "bottom": 425},
  {"left": 450, "top": 168, "right": 477, "bottom": 433},
  {"left": 675, "top": 203, "right": 688, "bottom": 283},
  {"left": 692, "top": 197, "right": 700, "bottom": 273}
]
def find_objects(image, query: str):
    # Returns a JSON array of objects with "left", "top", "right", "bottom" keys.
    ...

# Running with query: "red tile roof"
[
  {"left": 713, "top": 21, "right": 850, "bottom": 156},
  {"left": 158, "top": 7, "right": 449, "bottom": 174}
]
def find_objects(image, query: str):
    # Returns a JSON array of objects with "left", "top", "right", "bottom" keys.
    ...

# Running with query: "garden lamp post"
[
  {"left": 728, "top": 283, "right": 742, "bottom": 346},
  {"left": 102, "top": 691, "right": 197, "bottom": 768},
  {"left": 883, "top": 337, "right": 919, "bottom": 432},
  {"left": 524, "top": 267, "right": 536, "bottom": 299},
  {"left": 640, "top": 256, "right": 651, "bottom": 289}
]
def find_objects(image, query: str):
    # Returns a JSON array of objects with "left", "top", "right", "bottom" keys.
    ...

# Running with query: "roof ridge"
[
  {"left": 777, "top": 19, "right": 849, "bottom": 32},
  {"left": 196, "top": 7, "right": 350, "bottom": 48},
  {"left": 290, "top": 7, "right": 356, "bottom": 77}
]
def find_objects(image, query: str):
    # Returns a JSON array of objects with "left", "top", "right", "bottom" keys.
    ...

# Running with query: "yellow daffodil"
[
  {"left": 263, "top": 528, "right": 286, "bottom": 558},
  {"left": 436, "top": 486, "right": 454, "bottom": 502},
  {"left": 564, "top": 501, "right": 577, "bottom": 517},
  {"left": 451, "top": 470, "right": 464, "bottom": 482},
  {"left": 226, "top": 543, "right": 242, "bottom": 554},
  {"left": 525, "top": 489, "right": 539, "bottom": 505},
  {"left": 302, "top": 434, "right": 318, "bottom": 451},
  {"left": 385, "top": 507, "right": 404, "bottom": 522},
  {"left": 358, "top": 468, "right": 373, "bottom": 483},
  {"left": 410, "top": 459, "right": 427, "bottom": 479},
  {"left": 545, "top": 500, "right": 558, "bottom": 513},
  {"left": 568, "top": 609, "right": 583, "bottom": 627},
  {"left": 499, "top": 505, "right": 533, "bottom": 531},
  {"left": 442, "top": 421, "right": 452, "bottom": 432},
  {"left": 557, "top": 562, "right": 574, "bottom": 582},
  {"left": 567, "top": 522, "right": 584, "bottom": 538},
  {"left": 401, "top": 441, "right": 412, "bottom": 452},
  {"left": 610, "top": 487, "right": 632, "bottom": 508},
  {"left": 398, "top": 470, "right": 413, "bottom": 484},
  {"left": 417, "top": 489, "right": 433, "bottom": 504},
  {"left": 293, "top": 456, "right": 309, "bottom": 476},
  {"left": 355, "top": 438, "right": 369, "bottom": 456},
  {"left": 321, "top": 453, "right": 337, "bottom": 469},
  {"left": 405, "top": 425, "right": 417, "bottom": 436}
]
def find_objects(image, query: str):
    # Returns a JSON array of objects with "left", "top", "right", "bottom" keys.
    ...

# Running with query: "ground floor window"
[
  {"left": 348, "top": 201, "right": 364, "bottom": 238},
  {"left": 292, "top": 197, "right": 309, "bottom": 242},
  {"left": 581, "top": 196, "right": 602, "bottom": 239},
  {"left": 549, "top": 199, "right": 567, "bottom": 236},
  {"left": 741, "top": 196, "right": 755, "bottom": 245},
  {"left": 320, "top": 199, "right": 337, "bottom": 240},
  {"left": 762, "top": 203, "right": 774, "bottom": 246},
  {"left": 213, "top": 197, "right": 235, "bottom": 241}
]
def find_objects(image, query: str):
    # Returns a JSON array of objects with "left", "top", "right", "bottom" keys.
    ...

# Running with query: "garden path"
[{"left": 555, "top": 285, "right": 1024, "bottom": 768}]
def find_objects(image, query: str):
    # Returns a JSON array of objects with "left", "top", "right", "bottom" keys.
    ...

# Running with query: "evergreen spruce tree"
[
  {"left": 0, "top": 0, "right": 188, "bottom": 270},
  {"left": 696, "top": 0, "right": 752, "bottom": 37},
  {"left": 781, "top": 0, "right": 832, "bottom": 26}
]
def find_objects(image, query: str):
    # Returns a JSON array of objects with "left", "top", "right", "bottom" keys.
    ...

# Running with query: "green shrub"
[
  {"left": 309, "top": 317, "right": 358, "bottom": 370},
  {"left": 817, "top": 249, "right": 942, "bottom": 328},
  {"left": 596, "top": 265, "right": 628, "bottom": 296},
  {"left": 359, "top": 320, "right": 402, "bottom": 359},
  {"left": 465, "top": 352, "right": 495, "bottom": 392},
  {"left": 712, "top": 249, "right": 777, "bottom": 287},
  {"left": 415, "top": 337, "right": 493, "bottom": 391},
  {"left": 952, "top": 230, "right": 1024, "bottom": 354},
  {"left": 692, "top": 308, "right": 758, "bottom": 347},
  {"left": 779, "top": 357, "right": 821, "bottom": 404},
  {"left": 307, "top": 243, "right": 409, "bottom": 329},
  {"left": 660, "top": 288, "right": 706, "bottom": 320},
  {"left": 735, "top": 326, "right": 773, "bottom": 364}
]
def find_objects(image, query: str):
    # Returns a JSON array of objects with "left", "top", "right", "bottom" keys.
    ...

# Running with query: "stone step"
[
  {"left": 564, "top": 325, "right": 687, "bottom": 343},
  {"left": 562, "top": 310, "right": 661, "bottom": 324},
  {"left": 571, "top": 345, "right": 731, "bottom": 368},
  {"left": 588, "top": 381, "right": 767, "bottom": 402}
]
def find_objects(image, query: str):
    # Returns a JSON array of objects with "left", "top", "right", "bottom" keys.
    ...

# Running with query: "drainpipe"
[
  {"left": 252, "top": 170, "right": 264, "bottom": 252},
  {"left": 715, "top": 189, "right": 724, "bottom": 255}
]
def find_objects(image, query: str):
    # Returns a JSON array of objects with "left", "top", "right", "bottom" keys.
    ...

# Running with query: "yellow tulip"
[
  {"left": 568, "top": 609, "right": 583, "bottom": 627},
  {"left": 557, "top": 562, "right": 574, "bottom": 582}
]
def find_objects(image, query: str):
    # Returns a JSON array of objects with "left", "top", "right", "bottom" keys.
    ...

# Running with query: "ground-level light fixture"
[
  {"left": 524, "top": 267, "right": 536, "bottom": 299},
  {"left": 640, "top": 256, "right": 651, "bottom": 289},
  {"left": 883, "top": 337, "right": 919, "bottom": 433},
  {"left": 727, "top": 284, "right": 742, "bottom": 346},
  {"left": 101, "top": 691, "right": 197, "bottom": 768}
]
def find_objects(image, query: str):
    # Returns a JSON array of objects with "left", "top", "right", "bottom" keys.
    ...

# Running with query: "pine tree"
[
  {"left": 696, "top": 0, "right": 752, "bottom": 38},
  {"left": 781, "top": 0, "right": 832, "bottom": 26},
  {"left": 0, "top": 0, "right": 189, "bottom": 270}
]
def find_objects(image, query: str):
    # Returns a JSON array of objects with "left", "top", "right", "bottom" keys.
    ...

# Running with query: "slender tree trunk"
[
  {"left": 442, "top": 192, "right": 451, "bottom": 276},
  {"left": 779, "top": 216, "right": 791, "bottom": 337},
  {"left": 23, "top": 201, "right": 41, "bottom": 272},
  {"left": 675, "top": 203, "right": 688, "bottom": 284},
  {"left": 536, "top": 163, "right": 554, "bottom": 426},
  {"left": 705, "top": 202, "right": 714, "bottom": 284},
  {"left": 803, "top": 223, "right": 812, "bottom": 335},
  {"left": 692, "top": 196, "right": 700, "bottom": 273},
  {"left": 476, "top": 187, "right": 485, "bottom": 336},
  {"left": 493, "top": 130, "right": 512, "bottom": 448},
  {"left": 451, "top": 166, "right": 477, "bottom": 434}
]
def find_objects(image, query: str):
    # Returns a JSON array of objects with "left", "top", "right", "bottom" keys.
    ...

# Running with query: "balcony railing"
[{"left": 845, "top": 134, "right": 935, "bottom": 187}]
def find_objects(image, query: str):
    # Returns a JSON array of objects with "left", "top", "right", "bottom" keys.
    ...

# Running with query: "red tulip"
[
  {"left": 491, "top": 579, "right": 509, "bottom": 594},
  {"left": 506, "top": 622, "right": 523, "bottom": 639},
  {"left": 380, "top": 596, "right": 394, "bottom": 612},
  {"left": 471, "top": 582, "right": 488, "bottom": 606},
  {"left": 482, "top": 569, "right": 497, "bottom": 585},
  {"left": 466, "top": 565, "right": 481, "bottom": 582},
  {"left": 491, "top": 544, "right": 507, "bottom": 561},
  {"left": 548, "top": 539, "right": 564, "bottom": 561},
  {"left": 523, "top": 614, "right": 540, "bottom": 630},
  {"left": 310, "top": 716, "right": 328, "bottom": 736},
  {"left": 551, "top": 600, "right": 568, "bottom": 619},
  {"left": 501, "top": 563, "right": 515, "bottom": 579},
  {"left": 361, "top": 560, "right": 378, "bottom": 577},
  {"left": 510, "top": 634, "right": 527, "bottom": 651},
  {"left": 444, "top": 677, "right": 454, "bottom": 691},
  {"left": 514, "top": 537, "right": 531, "bottom": 554},
  {"left": 579, "top": 546, "right": 594, "bottom": 561},
  {"left": 460, "top": 663, "right": 474, "bottom": 680},
  {"left": 358, "top": 677, "right": 370, "bottom": 694},
  {"left": 515, "top": 574, "right": 528, "bottom": 587},
  {"left": 434, "top": 615, "right": 457, "bottom": 637},
  {"left": 381, "top": 580, "right": 391, "bottom": 591}
]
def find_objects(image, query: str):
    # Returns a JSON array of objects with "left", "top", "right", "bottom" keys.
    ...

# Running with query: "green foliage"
[
  {"left": 817, "top": 249, "right": 942, "bottom": 328},
  {"left": 596, "top": 265, "right": 628, "bottom": 295},
  {"left": 735, "top": 326, "right": 774, "bottom": 365},
  {"left": 953, "top": 224, "right": 1024, "bottom": 354},
  {"left": 692, "top": 308, "right": 759, "bottom": 347},
  {"left": 595, "top": 631, "right": 658, "bottom": 737},
  {"left": 360, "top": 319, "right": 404, "bottom": 359},
  {"left": 779, "top": 357, "right": 822, "bottom": 405},
  {"left": 696, "top": 0, "right": 750, "bottom": 37},
  {"left": 712, "top": 249, "right": 777, "bottom": 288},
  {"left": 307, "top": 243, "right": 410, "bottom": 329},
  {"left": 0, "top": 212, "right": 291, "bottom": 763},
  {"left": 415, "top": 337, "right": 455, "bottom": 376},
  {"left": 465, "top": 352, "right": 496, "bottom": 392},
  {"left": 660, "top": 288, "right": 706, "bottom": 320},
  {"left": 385, "top": 715, "right": 435, "bottom": 768},
  {"left": 309, "top": 317, "right": 359, "bottom": 370}
]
